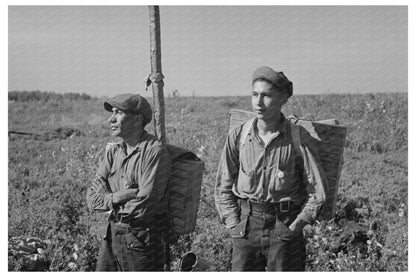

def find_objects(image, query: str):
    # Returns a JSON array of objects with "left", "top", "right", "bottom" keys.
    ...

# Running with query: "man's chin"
[
  {"left": 111, "top": 131, "right": 121, "bottom": 137},
  {"left": 255, "top": 114, "right": 279, "bottom": 123}
]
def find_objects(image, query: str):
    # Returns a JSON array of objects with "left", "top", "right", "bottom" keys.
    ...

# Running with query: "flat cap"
[
  {"left": 252, "top": 66, "right": 293, "bottom": 97},
  {"left": 104, "top": 93, "right": 152, "bottom": 124}
]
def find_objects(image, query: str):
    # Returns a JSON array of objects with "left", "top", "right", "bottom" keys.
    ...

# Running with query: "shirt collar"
[
  {"left": 250, "top": 113, "right": 289, "bottom": 137},
  {"left": 119, "top": 131, "right": 149, "bottom": 153}
]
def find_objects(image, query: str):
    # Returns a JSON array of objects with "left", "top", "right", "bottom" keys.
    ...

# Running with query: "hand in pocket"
[{"left": 230, "top": 216, "right": 248, "bottom": 238}]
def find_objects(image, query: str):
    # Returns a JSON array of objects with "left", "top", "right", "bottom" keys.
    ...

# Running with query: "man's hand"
[
  {"left": 289, "top": 218, "right": 307, "bottom": 235},
  {"left": 91, "top": 177, "right": 111, "bottom": 195},
  {"left": 112, "top": 189, "right": 139, "bottom": 204}
]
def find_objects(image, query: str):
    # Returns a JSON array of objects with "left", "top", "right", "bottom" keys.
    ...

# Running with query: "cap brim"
[{"left": 104, "top": 100, "right": 124, "bottom": 112}]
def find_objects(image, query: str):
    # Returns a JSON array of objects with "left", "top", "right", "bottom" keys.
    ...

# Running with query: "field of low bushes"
[{"left": 8, "top": 91, "right": 407, "bottom": 271}]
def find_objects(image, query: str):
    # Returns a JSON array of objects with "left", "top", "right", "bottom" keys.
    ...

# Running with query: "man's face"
[
  {"left": 251, "top": 80, "right": 288, "bottom": 122},
  {"left": 107, "top": 107, "right": 142, "bottom": 138}
]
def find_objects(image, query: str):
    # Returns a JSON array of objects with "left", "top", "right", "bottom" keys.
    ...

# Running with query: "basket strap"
[
  {"left": 290, "top": 122, "right": 302, "bottom": 157},
  {"left": 239, "top": 118, "right": 255, "bottom": 152}
]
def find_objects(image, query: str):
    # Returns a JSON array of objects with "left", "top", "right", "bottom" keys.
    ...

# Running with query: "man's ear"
[
  {"left": 281, "top": 92, "right": 289, "bottom": 106},
  {"left": 133, "top": 114, "right": 144, "bottom": 128}
]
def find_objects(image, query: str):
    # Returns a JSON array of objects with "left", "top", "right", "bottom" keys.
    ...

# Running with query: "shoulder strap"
[
  {"left": 290, "top": 122, "right": 302, "bottom": 157},
  {"left": 239, "top": 118, "right": 255, "bottom": 152}
]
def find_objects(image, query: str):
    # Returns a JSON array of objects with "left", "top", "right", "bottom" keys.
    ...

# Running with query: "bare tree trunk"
[
  {"left": 148, "top": 6, "right": 166, "bottom": 144},
  {"left": 148, "top": 6, "right": 170, "bottom": 271}
]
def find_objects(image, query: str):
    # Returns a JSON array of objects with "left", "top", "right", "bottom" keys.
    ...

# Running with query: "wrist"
[
  {"left": 112, "top": 189, "right": 138, "bottom": 204},
  {"left": 289, "top": 218, "right": 307, "bottom": 232}
]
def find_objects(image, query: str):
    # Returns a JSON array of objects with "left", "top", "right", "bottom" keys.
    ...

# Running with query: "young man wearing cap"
[
  {"left": 86, "top": 93, "right": 171, "bottom": 271},
  {"left": 215, "top": 66, "right": 327, "bottom": 271}
]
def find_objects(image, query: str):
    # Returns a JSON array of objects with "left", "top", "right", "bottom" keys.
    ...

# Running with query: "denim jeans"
[
  {"left": 230, "top": 202, "right": 306, "bottom": 271},
  {"left": 96, "top": 221, "right": 165, "bottom": 271}
]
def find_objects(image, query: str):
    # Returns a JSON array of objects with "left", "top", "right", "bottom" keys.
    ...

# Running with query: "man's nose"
[
  {"left": 108, "top": 113, "right": 115, "bottom": 123},
  {"left": 255, "top": 95, "right": 263, "bottom": 106}
]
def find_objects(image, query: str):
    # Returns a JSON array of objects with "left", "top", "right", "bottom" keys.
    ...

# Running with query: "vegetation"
[
  {"left": 8, "top": 91, "right": 407, "bottom": 271},
  {"left": 8, "top": 90, "right": 93, "bottom": 102}
]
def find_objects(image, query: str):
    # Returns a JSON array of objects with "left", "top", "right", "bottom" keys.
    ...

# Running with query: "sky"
[{"left": 8, "top": 5, "right": 408, "bottom": 97}]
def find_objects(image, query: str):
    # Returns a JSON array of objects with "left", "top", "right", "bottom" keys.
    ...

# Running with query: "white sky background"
[{"left": 8, "top": 5, "right": 407, "bottom": 97}]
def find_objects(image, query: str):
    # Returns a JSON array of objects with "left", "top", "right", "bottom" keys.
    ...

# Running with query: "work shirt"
[
  {"left": 86, "top": 131, "right": 171, "bottom": 223},
  {"left": 215, "top": 115, "right": 327, "bottom": 229}
]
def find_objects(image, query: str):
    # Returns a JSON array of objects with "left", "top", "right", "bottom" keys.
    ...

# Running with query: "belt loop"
[
  {"left": 274, "top": 203, "right": 279, "bottom": 217},
  {"left": 280, "top": 200, "right": 290, "bottom": 213},
  {"left": 248, "top": 200, "right": 252, "bottom": 216}
]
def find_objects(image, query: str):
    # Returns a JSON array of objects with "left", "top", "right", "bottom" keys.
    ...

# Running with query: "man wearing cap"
[
  {"left": 86, "top": 93, "right": 171, "bottom": 271},
  {"left": 215, "top": 66, "right": 327, "bottom": 271}
]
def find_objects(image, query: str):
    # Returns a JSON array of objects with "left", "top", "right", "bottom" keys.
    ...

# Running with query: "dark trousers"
[
  {"left": 96, "top": 221, "right": 165, "bottom": 271},
  {"left": 230, "top": 201, "right": 306, "bottom": 271}
]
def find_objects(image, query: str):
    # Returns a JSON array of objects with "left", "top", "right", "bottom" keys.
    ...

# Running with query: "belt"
[
  {"left": 110, "top": 211, "right": 168, "bottom": 229},
  {"left": 240, "top": 198, "right": 297, "bottom": 216}
]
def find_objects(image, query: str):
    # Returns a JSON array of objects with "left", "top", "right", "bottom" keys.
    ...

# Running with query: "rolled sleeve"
[
  {"left": 86, "top": 183, "right": 114, "bottom": 212},
  {"left": 86, "top": 149, "right": 114, "bottom": 212},
  {"left": 215, "top": 128, "right": 241, "bottom": 229},
  {"left": 296, "top": 129, "right": 327, "bottom": 224}
]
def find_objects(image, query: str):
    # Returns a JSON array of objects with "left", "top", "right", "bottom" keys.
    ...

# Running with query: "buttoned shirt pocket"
[{"left": 230, "top": 215, "right": 249, "bottom": 239}]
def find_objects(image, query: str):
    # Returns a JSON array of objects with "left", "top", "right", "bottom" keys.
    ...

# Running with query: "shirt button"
[
  {"left": 240, "top": 231, "right": 243, "bottom": 235},
  {"left": 277, "top": 171, "right": 285, "bottom": 178},
  {"left": 263, "top": 166, "right": 267, "bottom": 170}
]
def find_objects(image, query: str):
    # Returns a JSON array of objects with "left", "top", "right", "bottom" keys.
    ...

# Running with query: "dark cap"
[
  {"left": 104, "top": 93, "right": 152, "bottom": 124},
  {"left": 252, "top": 66, "right": 293, "bottom": 97}
]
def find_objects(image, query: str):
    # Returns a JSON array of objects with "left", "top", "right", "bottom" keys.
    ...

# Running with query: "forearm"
[
  {"left": 87, "top": 186, "right": 138, "bottom": 212},
  {"left": 289, "top": 197, "right": 324, "bottom": 234},
  {"left": 297, "top": 194, "right": 326, "bottom": 224},
  {"left": 289, "top": 189, "right": 324, "bottom": 232},
  {"left": 215, "top": 193, "right": 240, "bottom": 229},
  {"left": 294, "top": 143, "right": 327, "bottom": 226},
  {"left": 299, "top": 165, "right": 327, "bottom": 224},
  {"left": 215, "top": 155, "right": 240, "bottom": 229},
  {"left": 113, "top": 189, "right": 139, "bottom": 205},
  {"left": 289, "top": 216, "right": 308, "bottom": 233},
  {"left": 86, "top": 187, "right": 114, "bottom": 212}
]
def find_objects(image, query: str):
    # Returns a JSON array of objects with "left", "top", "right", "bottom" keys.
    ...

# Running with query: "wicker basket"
[{"left": 166, "top": 144, "right": 204, "bottom": 234}]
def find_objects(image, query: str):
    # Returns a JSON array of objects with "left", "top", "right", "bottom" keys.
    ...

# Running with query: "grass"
[{"left": 8, "top": 92, "right": 407, "bottom": 271}]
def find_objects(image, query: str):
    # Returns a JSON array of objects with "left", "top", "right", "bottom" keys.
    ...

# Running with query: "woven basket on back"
[{"left": 165, "top": 144, "right": 204, "bottom": 234}]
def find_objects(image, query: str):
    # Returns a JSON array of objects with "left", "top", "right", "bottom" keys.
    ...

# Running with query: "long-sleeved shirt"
[
  {"left": 215, "top": 115, "right": 327, "bottom": 229},
  {"left": 86, "top": 131, "right": 171, "bottom": 223}
]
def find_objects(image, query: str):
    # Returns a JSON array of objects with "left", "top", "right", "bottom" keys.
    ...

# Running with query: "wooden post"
[
  {"left": 148, "top": 5, "right": 166, "bottom": 144},
  {"left": 148, "top": 6, "right": 170, "bottom": 271}
]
